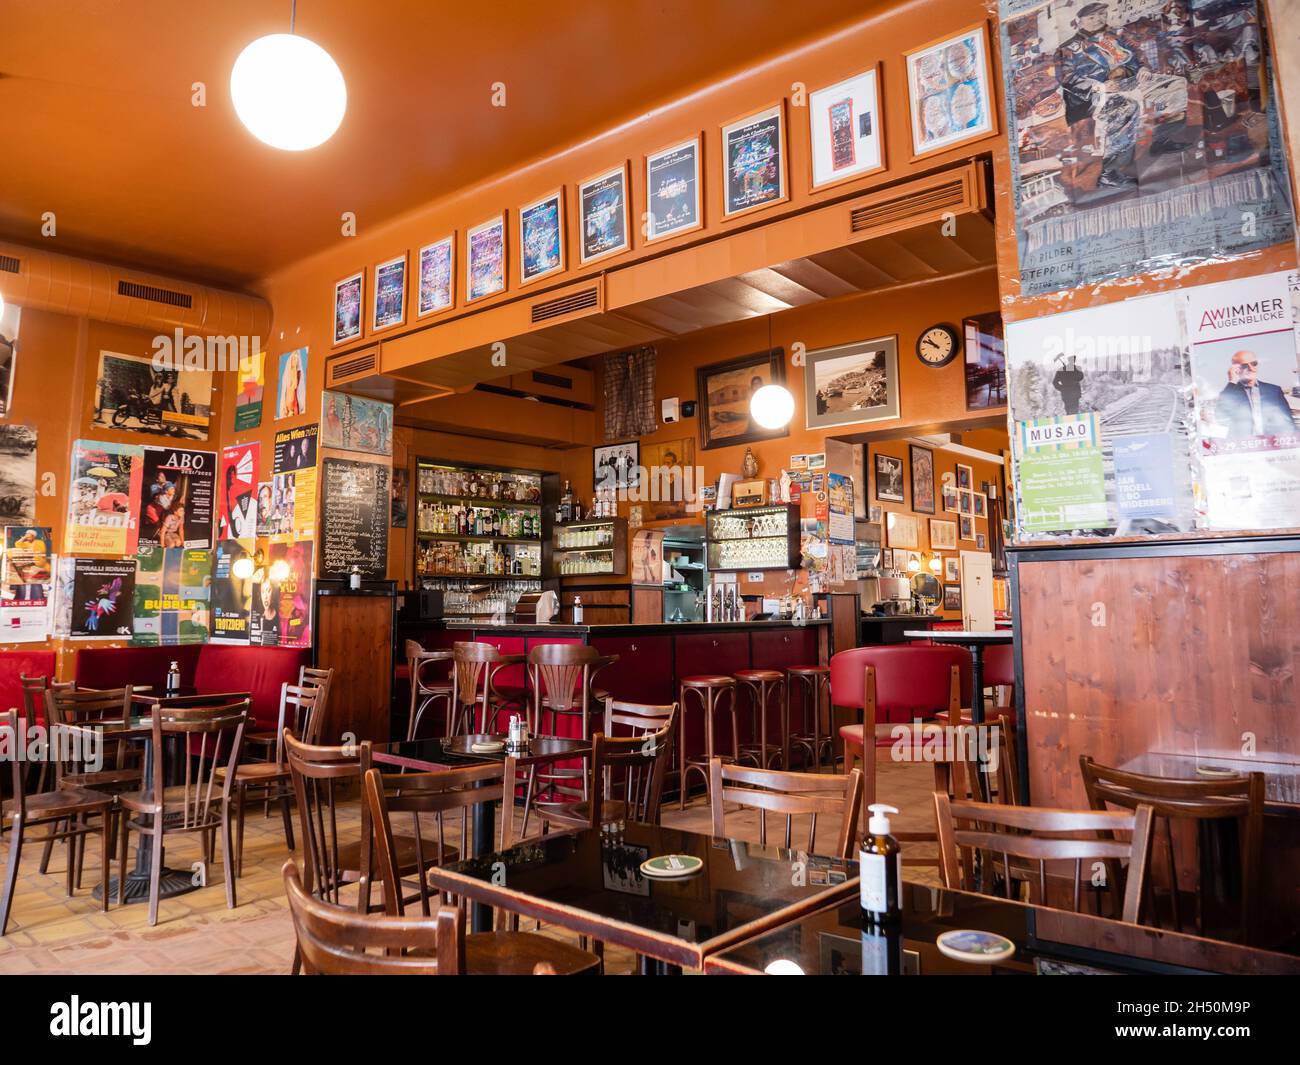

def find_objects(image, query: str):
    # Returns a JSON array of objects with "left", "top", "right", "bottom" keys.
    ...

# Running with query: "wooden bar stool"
[
  {"left": 786, "top": 665, "right": 831, "bottom": 771},
  {"left": 677, "top": 675, "right": 737, "bottom": 809},
  {"left": 733, "top": 669, "right": 786, "bottom": 770}
]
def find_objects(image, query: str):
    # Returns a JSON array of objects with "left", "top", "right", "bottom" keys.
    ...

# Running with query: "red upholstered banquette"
[{"left": 0, "top": 650, "right": 58, "bottom": 725}]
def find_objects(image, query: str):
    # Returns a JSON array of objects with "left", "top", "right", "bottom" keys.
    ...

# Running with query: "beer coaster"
[
  {"left": 936, "top": 929, "right": 1016, "bottom": 963},
  {"left": 640, "top": 854, "right": 704, "bottom": 879}
]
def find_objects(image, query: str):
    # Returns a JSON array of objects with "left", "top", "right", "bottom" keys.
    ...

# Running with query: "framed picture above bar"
[
  {"left": 577, "top": 163, "right": 631, "bottom": 265},
  {"left": 874, "top": 452, "right": 904, "bottom": 503},
  {"left": 518, "top": 189, "right": 565, "bottom": 286},
  {"left": 904, "top": 22, "right": 997, "bottom": 160},
  {"left": 804, "top": 335, "right": 900, "bottom": 430},
  {"left": 808, "top": 65, "right": 884, "bottom": 191},
  {"left": 909, "top": 444, "right": 935, "bottom": 514},
  {"left": 645, "top": 135, "right": 702, "bottom": 244},
  {"left": 930, "top": 518, "right": 957, "bottom": 550},
  {"left": 417, "top": 235, "right": 455, "bottom": 318},
  {"left": 332, "top": 270, "right": 363, "bottom": 346},
  {"left": 886, "top": 511, "right": 919, "bottom": 550},
  {"left": 466, "top": 213, "right": 507, "bottom": 303},
  {"left": 721, "top": 102, "right": 788, "bottom": 218},
  {"left": 371, "top": 253, "right": 407, "bottom": 333},
  {"left": 696, "top": 348, "right": 786, "bottom": 450}
]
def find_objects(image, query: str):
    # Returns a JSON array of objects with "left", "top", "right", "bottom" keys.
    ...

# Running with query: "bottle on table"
[{"left": 166, "top": 660, "right": 181, "bottom": 696}]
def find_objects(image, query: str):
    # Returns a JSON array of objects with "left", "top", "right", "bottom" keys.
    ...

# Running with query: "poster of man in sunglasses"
[{"left": 1214, "top": 349, "right": 1298, "bottom": 439}]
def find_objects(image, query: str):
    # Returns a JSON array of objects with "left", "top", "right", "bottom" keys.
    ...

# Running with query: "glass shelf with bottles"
[
  {"left": 552, "top": 517, "right": 627, "bottom": 576},
  {"left": 417, "top": 462, "right": 543, "bottom": 505},
  {"left": 417, "top": 501, "right": 542, "bottom": 541},
  {"left": 421, "top": 577, "right": 542, "bottom": 618},
  {"left": 417, "top": 539, "right": 542, "bottom": 579},
  {"left": 705, "top": 503, "right": 799, "bottom": 572}
]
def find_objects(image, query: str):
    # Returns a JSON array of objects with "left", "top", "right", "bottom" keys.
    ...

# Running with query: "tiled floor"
[{"left": 0, "top": 760, "right": 941, "bottom": 975}]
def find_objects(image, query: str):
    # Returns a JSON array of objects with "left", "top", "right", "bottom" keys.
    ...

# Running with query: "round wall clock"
[{"left": 915, "top": 323, "right": 960, "bottom": 368}]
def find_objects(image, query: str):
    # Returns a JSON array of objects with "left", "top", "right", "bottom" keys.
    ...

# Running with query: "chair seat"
[
  {"left": 534, "top": 798, "right": 628, "bottom": 829},
  {"left": 491, "top": 685, "right": 528, "bottom": 704},
  {"left": 60, "top": 768, "right": 142, "bottom": 792},
  {"left": 3, "top": 786, "right": 114, "bottom": 820},
  {"left": 119, "top": 784, "right": 229, "bottom": 817},
  {"left": 465, "top": 931, "right": 601, "bottom": 976},
  {"left": 337, "top": 834, "right": 458, "bottom": 877},
  {"left": 416, "top": 679, "right": 452, "bottom": 694},
  {"left": 735, "top": 669, "right": 782, "bottom": 683},
  {"left": 681, "top": 675, "right": 736, "bottom": 688},
  {"left": 841, "top": 719, "right": 955, "bottom": 750},
  {"left": 215, "top": 762, "right": 290, "bottom": 783}
]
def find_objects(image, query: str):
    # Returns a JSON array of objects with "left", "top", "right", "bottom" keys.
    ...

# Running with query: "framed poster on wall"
[
  {"left": 721, "top": 102, "right": 788, "bottom": 218},
  {"left": 809, "top": 65, "right": 884, "bottom": 190}
]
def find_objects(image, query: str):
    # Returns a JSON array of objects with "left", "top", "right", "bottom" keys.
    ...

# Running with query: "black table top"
[
  {"left": 706, "top": 881, "right": 1300, "bottom": 975},
  {"left": 370, "top": 734, "right": 589, "bottom": 770},
  {"left": 425, "top": 822, "right": 855, "bottom": 968}
]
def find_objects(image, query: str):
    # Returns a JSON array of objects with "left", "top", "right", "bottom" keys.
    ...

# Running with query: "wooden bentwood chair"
[
  {"left": 933, "top": 792, "right": 1155, "bottom": 924},
  {"left": 447, "top": 642, "right": 527, "bottom": 738},
  {"left": 362, "top": 767, "right": 601, "bottom": 975},
  {"left": 405, "top": 641, "right": 453, "bottom": 740},
  {"left": 709, "top": 759, "right": 864, "bottom": 859}
]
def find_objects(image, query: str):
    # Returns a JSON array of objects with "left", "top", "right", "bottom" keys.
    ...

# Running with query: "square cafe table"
[{"left": 423, "top": 821, "right": 857, "bottom": 973}]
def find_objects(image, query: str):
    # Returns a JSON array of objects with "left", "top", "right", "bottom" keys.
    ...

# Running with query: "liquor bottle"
[
  {"left": 560, "top": 481, "right": 575, "bottom": 523},
  {"left": 166, "top": 660, "right": 181, "bottom": 696}
]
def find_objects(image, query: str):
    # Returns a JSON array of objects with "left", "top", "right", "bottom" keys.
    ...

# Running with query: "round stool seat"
[
  {"left": 735, "top": 669, "right": 782, "bottom": 682},
  {"left": 681, "top": 674, "right": 736, "bottom": 688},
  {"left": 787, "top": 664, "right": 829, "bottom": 675}
]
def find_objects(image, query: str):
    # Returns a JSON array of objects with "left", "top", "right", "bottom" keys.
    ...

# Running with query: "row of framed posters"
[
  {"left": 331, "top": 23, "right": 1000, "bottom": 346},
  {"left": 1006, "top": 268, "right": 1300, "bottom": 537}
]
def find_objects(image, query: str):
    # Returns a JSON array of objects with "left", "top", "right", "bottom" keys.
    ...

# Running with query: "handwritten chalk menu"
[{"left": 320, "top": 457, "right": 389, "bottom": 578}]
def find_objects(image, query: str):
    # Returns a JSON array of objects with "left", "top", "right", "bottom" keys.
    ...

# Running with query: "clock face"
[{"left": 916, "top": 324, "right": 960, "bottom": 367}]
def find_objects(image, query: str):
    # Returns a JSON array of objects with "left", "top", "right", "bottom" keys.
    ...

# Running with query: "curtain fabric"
[{"left": 603, "top": 346, "right": 657, "bottom": 441}]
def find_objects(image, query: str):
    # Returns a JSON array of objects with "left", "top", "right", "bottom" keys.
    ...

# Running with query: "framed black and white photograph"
[
  {"left": 880, "top": 547, "right": 894, "bottom": 572},
  {"left": 646, "top": 135, "right": 702, "bottom": 243},
  {"left": 874, "top": 452, "right": 904, "bottom": 503},
  {"left": 594, "top": 441, "right": 639, "bottom": 492},
  {"left": 943, "top": 583, "right": 962, "bottom": 611},
  {"left": 809, "top": 65, "right": 884, "bottom": 190},
  {"left": 929, "top": 518, "right": 957, "bottom": 551},
  {"left": 909, "top": 444, "right": 934, "bottom": 514},
  {"left": 721, "top": 102, "right": 787, "bottom": 218},
  {"left": 578, "top": 163, "right": 630, "bottom": 265},
  {"left": 805, "top": 336, "right": 900, "bottom": 430}
]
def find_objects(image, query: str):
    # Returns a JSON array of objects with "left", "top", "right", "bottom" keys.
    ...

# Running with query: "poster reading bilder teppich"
[{"left": 999, "top": 0, "right": 1294, "bottom": 296}]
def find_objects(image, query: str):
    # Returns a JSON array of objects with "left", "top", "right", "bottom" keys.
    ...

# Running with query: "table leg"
[
  {"left": 94, "top": 735, "right": 199, "bottom": 904},
  {"left": 637, "top": 954, "right": 681, "bottom": 975},
  {"left": 469, "top": 776, "right": 497, "bottom": 934}
]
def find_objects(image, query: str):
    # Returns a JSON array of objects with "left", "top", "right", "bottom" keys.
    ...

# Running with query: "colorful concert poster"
[
  {"left": 334, "top": 271, "right": 363, "bottom": 344},
  {"left": 69, "top": 557, "right": 136, "bottom": 639},
  {"left": 234, "top": 350, "right": 266, "bottom": 430},
  {"left": 722, "top": 105, "right": 785, "bottom": 215},
  {"left": 578, "top": 167, "right": 629, "bottom": 263},
  {"left": 519, "top": 192, "right": 564, "bottom": 283},
  {"left": 273, "top": 423, "right": 319, "bottom": 539},
  {"left": 218, "top": 441, "right": 259, "bottom": 541},
  {"left": 467, "top": 216, "right": 506, "bottom": 301},
  {"left": 322, "top": 391, "right": 393, "bottom": 456},
  {"left": 646, "top": 138, "right": 700, "bottom": 240},
  {"left": 372, "top": 254, "right": 407, "bottom": 330},
  {"left": 418, "top": 236, "right": 454, "bottom": 316},
  {"left": 132, "top": 546, "right": 211, "bottom": 645},
  {"left": 211, "top": 538, "right": 254, "bottom": 644},
  {"left": 138, "top": 446, "right": 215, "bottom": 550},
  {"left": 67, "top": 439, "right": 144, "bottom": 555},
  {"left": 250, "top": 538, "right": 313, "bottom": 648}
]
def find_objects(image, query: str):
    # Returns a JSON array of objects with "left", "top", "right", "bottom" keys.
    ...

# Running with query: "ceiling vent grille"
[
  {"left": 0, "top": 255, "right": 20, "bottom": 275},
  {"left": 849, "top": 178, "right": 968, "bottom": 234},
  {"left": 531, "top": 370, "right": 573, "bottom": 390},
  {"left": 327, "top": 348, "right": 380, "bottom": 385},
  {"left": 530, "top": 286, "right": 599, "bottom": 324},
  {"left": 117, "top": 279, "right": 193, "bottom": 309}
]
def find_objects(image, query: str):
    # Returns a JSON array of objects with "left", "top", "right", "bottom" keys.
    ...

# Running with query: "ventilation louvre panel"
[
  {"left": 531, "top": 286, "right": 599, "bottom": 324},
  {"left": 328, "top": 348, "right": 380, "bottom": 386},
  {"left": 117, "top": 279, "right": 193, "bottom": 309},
  {"left": 0, "top": 255, "right": 19, "bottom": 275},
  {"left": 849, "top": 178, "right": 968, "bottom": 234}
]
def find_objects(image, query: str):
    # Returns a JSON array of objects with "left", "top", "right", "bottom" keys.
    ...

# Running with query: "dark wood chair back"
[
  {"left": 145, "top": 699, "right": 250, "bottom": 832},
  {"left": 587, "top": 710, "right": 678, "bottom": 827},
  {"left": 282, "top": 859, "right": 462, "bottom": 974},
  {"left": 2, "top": 709, "right": 28, "bottom": 815},
  {"left": 1079, "top": 755, "right": 1263, "bottom": 942},
  {"left": 19, "top": 674, "right": 71, "bottom": 729},
  {"left": 44, "top": 686, "right": 134, "bottom": 785},
  {"left": 272, "top": 682, "right": 327, "bottom": 760},
  {"left": 933, "top": 791, "right": 1155, "bottom": 924},
  {"left": 709, "top": 759, "right": 864, "bottom": 858},
  {"left": 405, "top": 645, "right": 453, "bottom": 740},
  {"left": 528, "top": 642, "right": 599, "bottom": 717},
  {"left": 284, "top": 729, "right": 362, "bottom": 904}
]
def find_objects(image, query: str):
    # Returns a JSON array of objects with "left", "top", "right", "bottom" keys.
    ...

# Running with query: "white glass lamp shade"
[
  {"left": 230, "top": 33, "right": 346, "bottom": 151},
  {"left": 749, "top": 384, "right": 795, "bottom": 430},
  {"left": 906, "top": 556, "right": 922, "bottom": 573},
  {"left": 928, "top": 556, "right": 942, "bottom": 574},
  {"left": 232, "top": 557, "right": 256, "bottom": 580}
]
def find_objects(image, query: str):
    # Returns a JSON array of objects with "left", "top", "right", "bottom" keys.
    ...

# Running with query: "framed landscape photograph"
[
  {"left": 805, "top": 335, "right": 900, "bottom": 430},
  {"left": 904, "top": 22, "right": 997, "bottom": 159},
  {"left": 964, "top": 311, "right": 1005, "bottom": 410},
  {"left": 886, "top": 511, "right": 919, "bottom": 550},
  {"left": 371, "top": 253, "right": 407, "bottom": 332},
  {"left": 466, "top": 213, "right": 507, "bottom": 303},
  {"left": 944, "top": 556, "right": 960, "bottom": 582},
  {"left": 519, "top": 189, "right": 565, "bottom": 285},
  {"left": 696, "top": 348, "right": 786, "bottom": 450},
  {"left": 943, "top": 583, "right": 962, "bottom": 611},
  {"left": 332, "top": 270, "right": 364, "bottom": 346},
  {"left": 594, "top": 441, "right": 639, "bottom": 492},
  {"left": 929, "top": 518, "right": 957, "bottom": 550},
  {"left": 874, "top": 452, "right": 904, "bottom": 503},
  {"left": 721, "top": 103, "right": 788, "bottom": 218},
  {"left": 809, "top": 65, "right": 884, "bottom": 190},
  {"left": 909, "top": 444, "right": 934, "bottom": 514},
  {"left": 646, "top": 135, "right": 702, "bottom": 243},
  {"left": 578, "top": 163, "right": 630, "bottom": 265},
  {"left": 417, "top": 235, "right": 455, "bottom": 318}
]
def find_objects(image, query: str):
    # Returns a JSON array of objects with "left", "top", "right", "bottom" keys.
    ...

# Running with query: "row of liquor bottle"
[
  {"left": 556, "top": 483, "right": 619, "bottom": 523},
  {"left": 417, "top": 465, "right": 542, "bottom": 502},
  {"left": 417, "top": 502, "right": 542, "bottom": 539},
  {"left": 416, "top": 540, "right": 542, "bottom": 577}
]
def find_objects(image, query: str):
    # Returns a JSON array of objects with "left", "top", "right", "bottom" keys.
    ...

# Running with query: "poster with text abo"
[
  {"left": 138, "top": 446, "right": 215, "bottom": 550},
  {"left": 1183, "top": 269, "right": 1300, "bottom": 529},
  {"left": 66, "top": 439, "right": 144, "bottom": 555}
]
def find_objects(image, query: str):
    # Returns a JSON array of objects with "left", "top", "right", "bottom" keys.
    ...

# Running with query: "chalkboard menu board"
[{"left": 320, "top": 457, "right": 390, "bottom": 579}]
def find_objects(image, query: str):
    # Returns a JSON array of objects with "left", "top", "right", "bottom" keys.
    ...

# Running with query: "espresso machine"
[{"left": 873, "top": 576, "right": 914, "bottom": 615}]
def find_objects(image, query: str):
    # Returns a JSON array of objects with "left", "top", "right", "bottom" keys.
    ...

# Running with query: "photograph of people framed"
[
  {"left": 880, "top": 547, "right": 894, "bottom": 572},
  {"left": 956, "top": 463, "right": 973, "bottom": 489},
  {"left": 371, "top": 253, "right": 407, "bottom": 332},
  {"left": 519, "top": 189, "right": 565, "bottom": 285},
  {"left": 417, "top": 236, "right": 454, "bottom": 318},
  {"left": 696, "top": 348, "right": 787, "bottom": 450},
  {"left": 805, "top": 336, "right": 900, "bottom": 430},
  {"left": 594, "top": 441, "right": 639, "bottom": 492},
  {"left": 942, "top": 485, "right": 959, "bottom": 513},
  {"left": 943, "top": 583, "right": 962, "bottom": 611},
  {"left": 809, "top": 65, "right": 884, "bottom": 190},
  {"left": 909, "top": 444, "right": 935, "bottom": 514},
  {"left": 964, "top": 311, "right": 1005, "bottom": 410},
  {"left": 905, "top": 23, "right": 997, "bottom": 159},
  {"left": 578, "top": 164, "right": 630, "bottom": 265},
  {"left": 944, "top": 555, "right": 960, "bottom": 582},
  {"left": 646, "top": 136, "right": 702, "bottom": 243},
  {"left": 929, "top": 518, "right": 957, "bottom": 550},
  {"left": 721, "top": 103, "right": 787, "bottom": 218},
  {"left": 874, "top": 452, "right": 904, "bottom": 503},
  {"left": 332, "top": 270, "right": 363, "bottom": 345},
  {"left": 466, "top": 213, "right": 507, "bottom": 303}
]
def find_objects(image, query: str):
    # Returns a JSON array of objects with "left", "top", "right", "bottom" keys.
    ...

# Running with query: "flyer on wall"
[
  {"left": 211, "top": 538, "right": 254, "bottom": 644},
  {"left": 250, "top": 538, "right": 313, "bottom": 648},
  {"left": 0, "top": 525, "right": 52, "bottom": 642},
  {"left": 1014, "top": 413, "right": 1109, "bottom": 533},
  {"left": 273, "top": 424, "right": 319, "bottom": 538},
  {"left": 69, "top": 557, "right": 136, "bottom": 639},
  {"left": 218, "top": 442, "right": 259, "bottom": 540},
  {"left": 138, "top": 446, "right": 215, "bottom": 550},
  {"left": 133, "top": 545, "right": 211, "bottom": 645},
  {"left": 66, "top": 440, "right": 144, "bottom": 554},
  {"left": 1183, "top": 269, "right": 1300, "bottom": 529}
]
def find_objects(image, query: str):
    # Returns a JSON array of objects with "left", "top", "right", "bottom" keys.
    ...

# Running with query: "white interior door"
[{"left": 959, "top": 550, "right": 994, "bottom": 631}]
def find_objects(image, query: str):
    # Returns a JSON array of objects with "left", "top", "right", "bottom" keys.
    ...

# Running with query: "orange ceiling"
[{"left": 1, "top": 0, "right": 879, "bottom": 290}]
